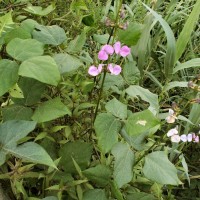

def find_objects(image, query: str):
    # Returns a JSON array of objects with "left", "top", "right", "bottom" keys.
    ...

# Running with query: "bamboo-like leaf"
[
  {"left": 142, "top": 3, "right": 176, "bottom": 80},
  {"left": 173, "top": 58, "right": 200, "bottom": 74},
  {"left": 175, "top": 0, "right": 200, "bottom": 62}
]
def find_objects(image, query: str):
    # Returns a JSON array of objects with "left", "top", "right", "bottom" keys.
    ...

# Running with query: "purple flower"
[
  {"left": 113, "top": 41, "right": 131, "bottom": 57},
  {"left": 102, "top": 44, "right": 114, "bottom": 55},
  {"left": 114, "top": 41, "right": 121, "bottom": 54},
  {"left": 120, "top": 46, "right": 131, "bottom": 57},
  {"left": 108, "top": 64, "right": 121, "bottom": 75},
  {"left": 88, "top": 64, "right": 103, "bottom": 76},
  {"left": 98, "top": 50, "right": 108, "bottom": 61},
  {"left": 192, "top": 133, "right": 199, "bottom": 143}
]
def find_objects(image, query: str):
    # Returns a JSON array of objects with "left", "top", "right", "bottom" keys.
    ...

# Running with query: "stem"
[
  {"left": 93, "top": 0, "right": 123, "bottom": 123},
  {"left": 133, "top": 141, "right": 158, "bottom": 167},
  {"left": 93, "top": 70, "right": 107, "bottom": 122}
]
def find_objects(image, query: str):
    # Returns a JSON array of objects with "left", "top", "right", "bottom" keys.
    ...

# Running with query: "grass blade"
[
  {"left": 142, "top": 3, "right": 176, "bottom": 81},
  {"left": 176, "top": 0, "right": 200, "bottom": 62},
  {"left": 173, "top": 58, "right": 200, "bottom": 74}
]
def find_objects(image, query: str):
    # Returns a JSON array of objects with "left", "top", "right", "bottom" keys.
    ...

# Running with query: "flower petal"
[
  {"left": 187, "top": 133, "right": 193, "bottom": 142},
  {"left": 98, "top": 50, "right": 108, "bottom": 61},
  {"left": 97, "top": 64, "right": 104, "bottom": 73},
  {"left": 112, "top": 65, "right": 121, "bottom": 75},
  {"left": 171, "top": 135, "right": 180, "bottom": 143},
  {"left": 119, "top": 46, "right": 131, "bottom": 57},
  {"left": 167, "top": 128, "right": 178, "bottom": 137},
  {"left": 180, "top": 134, "right": 187, "bottom": 142},
  {"left": 194, "top": 135, "right": 199, "bottom": 143},
  {"left": 88, "top": 66, "right": 100, "bottom": 76},
  {"left": 108, "top": 64, "right": 121, "bottom": 75},
  {"left": 166, "top": 116, "right": 176, "bottom": 124},
  {"left": 168, "top": 109, "right": 174, "bottom": 115},
  {"left": 113, "top": 41, "right": 121, "bottom": 54},
  {"left": 102, "top": 44, "right": 114, "bottom": 55}
]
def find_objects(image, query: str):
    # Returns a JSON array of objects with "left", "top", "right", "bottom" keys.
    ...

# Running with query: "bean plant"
[{"left": 0, "top": 0, "right": 199, "bottom": 199}]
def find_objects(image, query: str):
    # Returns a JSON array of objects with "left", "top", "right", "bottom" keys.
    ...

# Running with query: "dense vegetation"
[{"left": 0, "top": 0, "right": 200, "bottom": 199}]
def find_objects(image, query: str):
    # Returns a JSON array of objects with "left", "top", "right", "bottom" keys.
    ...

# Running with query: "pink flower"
[
  {"left": 194, "top": 135, "right": 199, "bottom": 143},
  {"left": 102, "top": 44, "right": 114, "bottom": 55},
  {"left": 88, "top": 64, "right": 103, "bottom": 76},
  {"left": 120, "top": 46, "right": 131, "bottom": 57},
  {"left": 165, "top": 109, "right": 177, "bottom": 124},
  {"left": 107, "top": 64, "right": 121, "bottom": 75},
  {"left": 192, "top": 133, "right": 199, "bottom": 143},
  {"left": 98, "top": 50, "right": 108, "bottom": 61},
  {"left": 114, "top": 42, "right": 121, "bottom": 54},
  {"left": 113, "top": 41, "right": 131, "bottom": 57},
  {"left": 171, "top": 135, "right": 181, "bottom": 143},
  {"left": 167, "top": 127, "right": 178, "bottom": 137}
]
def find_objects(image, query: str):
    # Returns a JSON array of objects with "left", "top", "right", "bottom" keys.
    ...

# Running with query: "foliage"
[{"left": 0, "top": 0, "right": 200, "bottom": 199}]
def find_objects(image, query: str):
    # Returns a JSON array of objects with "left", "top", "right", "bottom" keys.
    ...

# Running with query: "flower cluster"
[
  {"left": 105, "top": 5, "right": 129, "bottom": 30},
  {"left": 167, "top": 127, "right": 199, "bottom": 143},
  {"left": 88, "top": 41, "right": 130, "bottom": 76}
]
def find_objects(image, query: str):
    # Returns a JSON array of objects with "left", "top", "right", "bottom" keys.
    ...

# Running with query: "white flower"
[
  {"left": 167, "top": 127, "right": 178, "bottom": 137},
  {"left": 180, "top": 134, "right": 187, "bottom": 142},
  {"left": 171, "top": 135, "right": 181, "bottom": 143},
  {"left": 165, "top": 109, "right": 177, "bottom": 124}
]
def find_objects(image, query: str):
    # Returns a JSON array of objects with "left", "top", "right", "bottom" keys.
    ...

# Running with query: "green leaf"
[
  {"left": 83, "top": 164, "right": 111, "bottom": 187},
  {"left": 123, "top": 61, "right": 140, "bottom": 85},
  {"left": 11, "top": 142, "right": 56, "bottom": 168},
  {"left": 32, "top": 97, "right": 71, "bottom": 123},
  {"left": 0, "top": 59, "right": 19, "bottom": 96},
  {"left": 83, "top": 189, "right": 107, "bottom": 200},
  {"left": 59, "top": 141, "right": 93, "bottom": 173},
  {"left": 111, "top": 142, "right": 134, "bottom": 188},
  {"left": 32, "top": 25, "right": 67, "bottom": 46},
  {"left": 175, "top": 0, "right": 200, "bottom": 61},
  {"left": 53, "top": 53, "right": 83, "bottom": 74},
  {"left": 126, "top": 85, "right": 159, "bottom": 114},
  {"left": 42, "top": 197, "right": 58, "bottom": 200},
  {"left": 24, "top": 4, "right": 55, "bottom": 16},
  {"left": 125, "top": 110, "right": 160, "bottom": 136},
  {"left": 142, "top": 3, "right": 176, "bottom": 79},
  {"left": 0, "top": 120, "right": 36, "bottom": 149},
  {"left": 2, "top": 105, "right": 33, "bottom": 121},
  {"left": 104, "top": 74, "right": 124, "bottom": 90},
  {"left": 67, "top": 32, "right": 86, "bottom": 53},
  {"left": 19, "top": 56, "right": 60, "bottom": 86},
  {"left": 0, "top": 151, "right": 6, "bottom": 166},
  {"left": 93, "top": 34, "right": 111, "bottom": 44},
  {"left": 163, "top": 81, "right": 188, "bottom": 91},
  {"left": 21, "top": 19, "right": 39, "bottom": 33},
  {"left": 105, "top": 98, "right": 127, "bottom": 120},
  {"left": 94, "top": 113, "right": 121, "bottom": 154},
  {"left": 18, "top": 77, "right": 46, "bottom": 106},
  {"left": 6, "top": 38, "right": 44, "bottom": 61},
  {"left": 127, "top": 192, "right": 156, "bottom": 200},
  {"left": 82, "top": 14, "right": 94, "bottom": 26},
  {"left": 143, "top": 151, "right": 181, "bottom": 185},
  {"left": 0, "top": 11, "right": 13, "bottom": 37},
  {"left": 117, "top": 22, "right": 142, "bottom": 46},
  {"left": 4, "top": 27, "right": 31, "bottom": 44},
  {"left": 173, "top": 58, "right": 200, "bottom": 74}
]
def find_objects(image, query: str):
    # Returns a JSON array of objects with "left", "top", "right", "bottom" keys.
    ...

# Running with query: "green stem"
[
  {"left": 133, "top": 141, "right": 158, "bottom": 167},
  {"left": 93, "top": 0, "right": 123, "bottom": 123}
]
